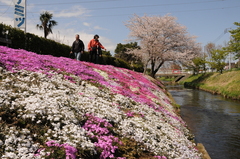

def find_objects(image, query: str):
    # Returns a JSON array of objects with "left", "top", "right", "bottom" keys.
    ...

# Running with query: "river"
[{"left": 167, "top": 85, "right": 240, "bottom": 159}]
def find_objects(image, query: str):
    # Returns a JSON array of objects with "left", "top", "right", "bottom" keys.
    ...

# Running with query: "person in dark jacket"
[{"left": 70, "top": 34, "right": 85, "bottom": 61}]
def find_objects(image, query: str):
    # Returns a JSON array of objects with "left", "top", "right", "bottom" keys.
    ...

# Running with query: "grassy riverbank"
[{"left": 181, "top": 70, "right": 240, "bottom": 100}]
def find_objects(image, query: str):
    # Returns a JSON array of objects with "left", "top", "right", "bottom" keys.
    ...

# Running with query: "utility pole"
[
  {"left": 23, "top": 0, "right": 26, "bottom": 50},
  {"left": 225, "top": 28, "right": 232, "bottom": 70},
  {"left": 25, "top": 0, "right": 27, "bottom": 33},
  {"left": 229, "top": 53, "right": 231, "bottom": 70}
]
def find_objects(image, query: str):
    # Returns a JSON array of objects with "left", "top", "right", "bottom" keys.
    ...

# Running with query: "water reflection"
[{"left": 168, "top": 86, "right": 240, "bottom": 159}]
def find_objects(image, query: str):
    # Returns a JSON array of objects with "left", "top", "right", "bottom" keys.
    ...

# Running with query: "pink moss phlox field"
[
  {"left": 0, "top": 46, "right": 106, "bottom": 84},
  {"left": 0, "top": 46, "right": 184, "bottom": 130},
  {"left": 0, "top": 46, "right": 172, "bottom": 113},
  {"left": 0, "top": 46, "right": 200, "bottom": 158}
]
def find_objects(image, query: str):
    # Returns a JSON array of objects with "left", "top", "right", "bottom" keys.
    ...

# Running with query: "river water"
[{"left": 167, "top": 85, "right": 240, "bottom": 159}]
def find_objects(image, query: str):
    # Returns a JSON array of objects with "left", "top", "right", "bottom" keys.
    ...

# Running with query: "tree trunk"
[
  {"left": 150, "top": 60, "right": 164, "bottom": 78},
  {"left": 44, "top": 31, "right": 47, "bottom": 38},
  {"left": 203, "top": 63, "right": 206, "bottom": 73},
  {"left": 44, "top": 27, "right": 47, "bottom": 38},
  {"left": 150, "top": 59, "right": 155, "bottom": 78},
  {"left": 196, "top": 67, "right": 199, "bottom": 74},
  {"left": 238, "top": 57, "right": 240, "bottom": 68},
  {"left": 143, "top": 65, "right": 148, "bottom": 74},
  {"left": 143, "top": 59, "right": 150, "bottom": 74}
]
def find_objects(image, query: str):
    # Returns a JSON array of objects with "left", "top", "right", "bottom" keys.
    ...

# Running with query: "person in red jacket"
[{"left": 88, "top": 34, "right": 106, "bottom": 64}]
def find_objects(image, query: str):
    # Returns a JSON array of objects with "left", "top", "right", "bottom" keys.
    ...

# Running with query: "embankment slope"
[{"left": 0, "top": 46, "right": 201, "bottom": 158}]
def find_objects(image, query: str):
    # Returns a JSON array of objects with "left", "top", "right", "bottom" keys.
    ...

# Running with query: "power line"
[
  {"left": 1, "top": 0, "right": 239, "bottom": 19},
  {"left": 213, "top": 32, "right": 225, "bottom": 43},
  {"left": 85, "top": 0, "right": 228, "bottom": 11},
  {"left": 1, "top": 0, "right": 238, "bottom": 16},
  {"left": 23, "top": 5, "right": 240, "bottom": 18},
  {"left": 213, "top": 25, "right": 235, "bottom": 43},
  {"left": 0, "top": 0, "right": 227, "bottom": 8},
  {"left": 0, "top": 0, "right": 121, "bottom": 6},
  {"left": 89, "top": 5, "right": 240, "bottom": 18},
  {"left": 0, "top": 0, "right": 13, "bottom": 16},
  {"left": 3, "top": 5, "right": 240, "bottom": 20},
  {"left": 30, "top": 0, "right": 121, "bottom": 6}
]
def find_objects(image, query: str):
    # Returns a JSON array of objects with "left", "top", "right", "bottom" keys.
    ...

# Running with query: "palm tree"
[{"left": 36, "top": 11, "right": 58, "bottom": 38}]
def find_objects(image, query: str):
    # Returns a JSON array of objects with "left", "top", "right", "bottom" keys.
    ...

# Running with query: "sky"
[{"left": 0, "top": 0, "right": 240, "bottom": 55}]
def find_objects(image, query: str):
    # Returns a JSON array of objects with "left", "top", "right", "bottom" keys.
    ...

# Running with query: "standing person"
[
  {"left": 88, "top": 34, "right": 106, "bottom": 64},
  {"left": 70, "top": 34, "right": 85, "bottom": 61}
]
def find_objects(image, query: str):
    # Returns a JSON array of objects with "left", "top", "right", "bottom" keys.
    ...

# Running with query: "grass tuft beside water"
[{"left": 181, "top": 70, "right": 240, "bottom": 100}]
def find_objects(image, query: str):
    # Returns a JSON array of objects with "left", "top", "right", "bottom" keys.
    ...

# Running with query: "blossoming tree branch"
[{"left": 125, "top": 14, "right": 202, "bottom": 78}]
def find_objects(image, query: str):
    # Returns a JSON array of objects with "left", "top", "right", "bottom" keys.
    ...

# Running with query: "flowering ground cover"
[{"left": 0, "top": 46, "right": 201, "bottom": 158}]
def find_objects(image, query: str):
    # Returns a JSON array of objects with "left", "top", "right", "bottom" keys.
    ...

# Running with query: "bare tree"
[
  {"left": 205, "top": 43, "right": 216, "bottom": 58},
  {"left": 125, "top": 14, "right": 201, "bottom": 78}
]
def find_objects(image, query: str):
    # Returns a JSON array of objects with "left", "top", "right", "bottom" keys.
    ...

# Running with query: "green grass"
[
  {"left": 158, "top": 76, "right": 176, "bottom": 82},
  {"left": 181, "top": 70, "right": 240, "bottom": 100}
]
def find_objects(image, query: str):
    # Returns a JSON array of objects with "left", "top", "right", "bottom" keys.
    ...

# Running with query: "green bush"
[
  {"left": 114, "top": 58, "right": 131, "bottom": 69},
  {"left": 0, "top": 23, "right": 70, "bottom": 57},
  {"left": 132, "top": 63, "right": 144, "bottom": 72}
]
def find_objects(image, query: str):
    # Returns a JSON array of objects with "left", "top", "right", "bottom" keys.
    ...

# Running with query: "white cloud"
[
  {"left": 27, "top": 4, "right": 36, "bottom": 11},
  {"left": 0, "top": 16, "right": 14, "bottom": 26},
  {"left": 0, "top": 0, "right": 13, "bottom": 6},
  {"left": 99, "top": 36, "right": 116, "bottom": 53},
  {"left": 83, "top": 22, "right": 90, "bottom": 27},
  {"left": 93, "top": 25, "right": 107, "bottom": 30},
  {"left": 54, "top": 5, "right": 88, "bottom": 18},
  {"left": 0, "top": 0, "right": 14, "bottom": 18}
]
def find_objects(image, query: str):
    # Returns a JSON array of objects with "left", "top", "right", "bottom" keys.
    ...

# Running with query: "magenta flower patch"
[
  {"left": 83, "top": 114, "right": 122, "bottom": 159},
  {"left": 35, "top": 140, "right": 77, "bottom": 159}
]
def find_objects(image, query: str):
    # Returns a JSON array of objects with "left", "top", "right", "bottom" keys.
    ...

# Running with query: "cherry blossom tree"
[{"left": 125, "top": 14, "right": 202, "bottom": 78}]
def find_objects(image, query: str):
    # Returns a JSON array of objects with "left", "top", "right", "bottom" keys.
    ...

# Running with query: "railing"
[
  {"left": 0, "top": 37, "right": 12, "bottom": 46},
  {"left": 157, "top": 69, "right": 192, "bottom": 75}
]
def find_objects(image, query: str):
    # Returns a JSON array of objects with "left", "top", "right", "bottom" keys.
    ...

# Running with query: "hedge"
[
  {"left": 0, "top": 23, "right": 70, "bottom": 57},
  {"left": 0, "top": 23, "right": 143, "bottom": 72}
]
